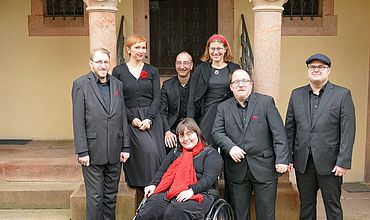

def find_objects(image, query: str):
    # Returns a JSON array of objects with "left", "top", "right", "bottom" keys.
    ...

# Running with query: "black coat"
[
  {"left": 72, "top": 72, "right": 130, "bottom": 165},
  {"left": 285, "top": 82, "right": 356, "bottom": 175},
  {"left": 160, "top": 76, "right": 191, "bottom": 132},
  {"left": 212, "top": 94, "right": 289, "bottom": 182}
]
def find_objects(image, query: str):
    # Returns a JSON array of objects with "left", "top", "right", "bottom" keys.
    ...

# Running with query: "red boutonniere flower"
[
  {"left": 250, "top": 115, "right": 258, "bottom": 124},
  {"left": 115, "top": 89, "right": 120, "bottom": 97},
  {"left": 140, "top": 70, "right": 148, "bottom": 79}
]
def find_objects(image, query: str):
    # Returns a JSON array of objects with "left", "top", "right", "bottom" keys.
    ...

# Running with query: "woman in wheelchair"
[{"left": 135, "top": 118, "right": 223, "bottom": 220}]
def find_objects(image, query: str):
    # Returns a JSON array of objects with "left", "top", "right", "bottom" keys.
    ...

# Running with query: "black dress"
[
  {"left": 187, "top": 62, "right": 240, "bottom": 145},
  {"left": 112, "top": 63, "right": 165, "bottom": 187}
]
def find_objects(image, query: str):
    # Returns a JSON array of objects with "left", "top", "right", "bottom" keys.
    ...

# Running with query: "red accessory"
[
  {"left": 207, "top": 35, "right": 228, "bottom": 47},
  {"left": 140, "top": 70, "right": 148, "bottom": 79},
  {"left": 251, "top": 116, "right": 258, "bottom": 121},
  {"left": 115, "top": 89, "right": 119, "bottom": 97},
  {"left": 153, "top": 141, "right": 205, "bottom": 203}
]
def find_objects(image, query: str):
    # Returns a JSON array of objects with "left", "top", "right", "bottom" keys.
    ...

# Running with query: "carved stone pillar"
[
  {"left": 84, "top": 0, "right": 119, "bottom": 67},
  {"left": 251, "top": 0, "right": 287, "bottom": 103}
]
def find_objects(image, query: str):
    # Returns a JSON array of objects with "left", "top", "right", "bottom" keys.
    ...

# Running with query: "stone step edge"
[
  {"left": 0, "top": 209, "right": 71, "bottom": 220},
  {"left": 0, "top": 181, "right": 80, "bottom": 191}
]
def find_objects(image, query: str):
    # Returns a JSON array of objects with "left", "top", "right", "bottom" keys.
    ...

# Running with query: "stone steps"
[
  {"left": 70, "top": 182, "right": 136, "bottom": 220},
  {"left": 0, "top": 209, "right": 71, "bottom": 220},
  {"left": 0, "top": 142, "right": 81, "bottom": 182},
  {"left": 0, "top": 181, "right": 79, "bottom": 209}
]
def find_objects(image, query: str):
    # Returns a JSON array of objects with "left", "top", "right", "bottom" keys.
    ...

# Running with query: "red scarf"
[{"left": 153, "top": 141, "right": 204, "bottom": 203}]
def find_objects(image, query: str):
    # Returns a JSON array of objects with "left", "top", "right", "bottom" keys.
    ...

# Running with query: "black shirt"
[
  {"left": 172, "top": 81, "right": 190, "bottom": 131},
  {"left": 309, "top": 83, "right": 327, "bottom": 122},
  {"left": 236, "top": 100, "right": 249, "bottom": 129},
  {"left": 94, "top": 73, "right": 111, "bottom": 112}
]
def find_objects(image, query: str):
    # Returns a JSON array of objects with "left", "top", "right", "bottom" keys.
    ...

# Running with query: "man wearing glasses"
[
  {"left": 212, "top": 69, "right": 289, "bottom": 220},
  {"left": 285, "top": 53, "right": 356, "bottom": 220},
  {"left": 72, "top": 48, "right": 130, "bottom": 219},
  {"left": 160, "top": 51, "right": 193, "bottom": 152}
]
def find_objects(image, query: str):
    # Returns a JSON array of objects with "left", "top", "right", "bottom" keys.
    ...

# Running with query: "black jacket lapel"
[
  {"left": 303, "top": 85, "right": 312, "bottom": 129},
  {"left": 244, "top": 93, "right": 256, "bottom": 132},
  {"left": 109, "top": 76, "right": 116, "bottom": 115},
  {"left": 230, "top": 98, "right": 243, "bottom": 132}
]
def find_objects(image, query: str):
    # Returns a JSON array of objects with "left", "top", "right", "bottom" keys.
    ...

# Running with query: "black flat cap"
[{"left": 306, "top": 53, "right": 331, "bottom": 67}]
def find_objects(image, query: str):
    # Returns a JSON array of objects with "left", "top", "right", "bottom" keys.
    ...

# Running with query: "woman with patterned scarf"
[{"left": 135, "top": 118, "right": 223, "bottom": 220}]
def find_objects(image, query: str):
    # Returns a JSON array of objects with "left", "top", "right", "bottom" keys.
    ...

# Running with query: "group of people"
[{"left": 72, "top": 33, "right": 356, "bottom": 220}]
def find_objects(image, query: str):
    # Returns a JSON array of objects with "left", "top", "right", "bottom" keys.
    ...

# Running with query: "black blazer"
[
  {"left": 187, "top": 62, "right": 240, "bottom": 122},
  {"left": 160, "top": 76, "right": 191, "bottom": 132},
  {"left": 212, "top": 93, "right": 289, "bottom": 182},
  {"left": 285, "top": 82, "right": 356, "bottom": 175},
  {"left": 72, "top": 72, "right": 130, "bottom": 165}
]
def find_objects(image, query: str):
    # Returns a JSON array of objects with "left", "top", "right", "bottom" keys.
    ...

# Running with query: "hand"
[
  {"left": 132, "top": 118, "right": 142, "bottom": 128},
  {"left": 78, "top": 155, "right": 90, "bottom": 166},
  {"left": 332, "top": 166, "right": 347, "bottom": 176},
  {"left": 139, "top": 119, "right": 152, "bottom": 131},
  {"left": 144, "top": 185, "right": 156, "bottom": 198},
  {"left": 120, "top": 152, "right": 130, "bottom": 163},
  {"left": 275, "top": 164, "right": 288, "bottom": 173},
  {"left": 176, "top": 188, "right": 194, "bottom": 202},
  {"left": 229, "top": 146, "right": 246, "bottom": 162},
  {"left": 287, "top": 163, "right": 294, "bottom": 172},
  {"left": 164, "top": 131, "right": 177, "bottom": 148}
]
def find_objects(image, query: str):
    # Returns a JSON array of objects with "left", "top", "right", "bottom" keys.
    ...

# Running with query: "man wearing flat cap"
[{"left": 285, "top": 53, "right": 356, "bottom": 220}]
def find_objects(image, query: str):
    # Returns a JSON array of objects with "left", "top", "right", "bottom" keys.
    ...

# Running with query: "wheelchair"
[{"left": 133, "top": 197, "right": 234, "bottom": 220}]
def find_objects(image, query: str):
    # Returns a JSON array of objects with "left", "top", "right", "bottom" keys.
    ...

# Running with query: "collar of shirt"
[
  {"left": 92, "top": 72, "right": 110, "bottom": 85},
  {"left": 309, "top": 82, "right": 327, "bottom": 96},
  {"left": 233, "top": 97, "right": 248, "bottom": 108},
  {"left": 177, "top": 79, "right": 189, "bottom": 88}
]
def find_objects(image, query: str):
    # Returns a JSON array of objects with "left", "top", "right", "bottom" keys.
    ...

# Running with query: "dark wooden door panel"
[{"left": 150, "top": 0, "right": 217, "bottom": 75}]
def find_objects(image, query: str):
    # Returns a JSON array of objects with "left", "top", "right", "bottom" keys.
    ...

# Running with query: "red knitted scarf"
[{"left": 153, "top": 141, "right": 204, "bottom": 203}]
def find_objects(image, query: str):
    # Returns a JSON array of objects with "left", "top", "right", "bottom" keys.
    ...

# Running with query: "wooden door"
[{"left": 150, "top": 0, "right": 217, "bottom": 75}]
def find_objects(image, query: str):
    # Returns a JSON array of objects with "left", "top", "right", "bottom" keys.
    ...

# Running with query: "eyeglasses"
[
  {"left": 175, "top": 61, "right": 192, "bottom": 66},
  {"left": 91, "top": 60, "right": 110, "bottom": 66},
  {"left": 209, "top": 47, "right": 225, "bottom": 52},
  {"left": 231, "top": 79, "right": 252, "bottom": 85},
  {"left": 307, "top": 65, "right": 329, "bottom": 71},
  {"left": 178, "top": 131, "right": 195, "bottom": 140}
]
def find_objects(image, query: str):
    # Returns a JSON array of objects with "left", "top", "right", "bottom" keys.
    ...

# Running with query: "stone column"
[
  {"left": 84, "top": 0, "right": 119, "bottom": 67},
  {"left": 251, "top": 0, "right": 287, "bottom": 103}
]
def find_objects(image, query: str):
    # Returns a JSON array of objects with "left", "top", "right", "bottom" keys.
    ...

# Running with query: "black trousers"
[
  {"left": 296, "top": 155, "right": 343, "bottom": 220},
  {"left": 82, "top": 163, "right": 121, "bottom": 220},
  {"left": 135, "top": 192, "right": 214, "bottom": 220},
  {"left": 228, "top": 168, "right": 278, "bottom": 220}
]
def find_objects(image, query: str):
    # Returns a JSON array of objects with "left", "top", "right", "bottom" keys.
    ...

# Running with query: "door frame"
[{"left": 133, "top": 0, "right": 235, "bottom": 63}]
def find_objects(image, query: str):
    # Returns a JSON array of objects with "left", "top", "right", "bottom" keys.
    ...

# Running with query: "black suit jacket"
[
  {"left": 285, "top": 82, "right": 356, "bottom": 175},
  {"left": 187, "top": 62, "right": 240, "bottom": 122},
  {"left": 212, "top": 93, "right": 289, "bottom": 182},
  {"left": 72, "top": 72, "right": 130, "bottom": 165},
  {"left": 160, "top": 76, "right": 190, "bottom": 132}
]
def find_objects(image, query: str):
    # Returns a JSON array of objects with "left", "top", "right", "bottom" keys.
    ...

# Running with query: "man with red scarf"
[{"left": 135, "top": 118, "right": 223, "bottom": 220}]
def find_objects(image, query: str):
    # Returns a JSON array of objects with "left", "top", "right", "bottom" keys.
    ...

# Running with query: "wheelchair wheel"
[{"left": 205, "top": 198, "right": 234, "bottom": 220}]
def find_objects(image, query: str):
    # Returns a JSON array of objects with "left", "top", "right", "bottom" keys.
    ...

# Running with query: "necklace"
[{"left": 214, "top": 69, "right": 219, "bottom": 75}]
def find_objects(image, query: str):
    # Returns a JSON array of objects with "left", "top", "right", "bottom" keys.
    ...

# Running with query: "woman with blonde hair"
[{"left": 112, "top": 34, "right": 165, "bottom": 191}]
